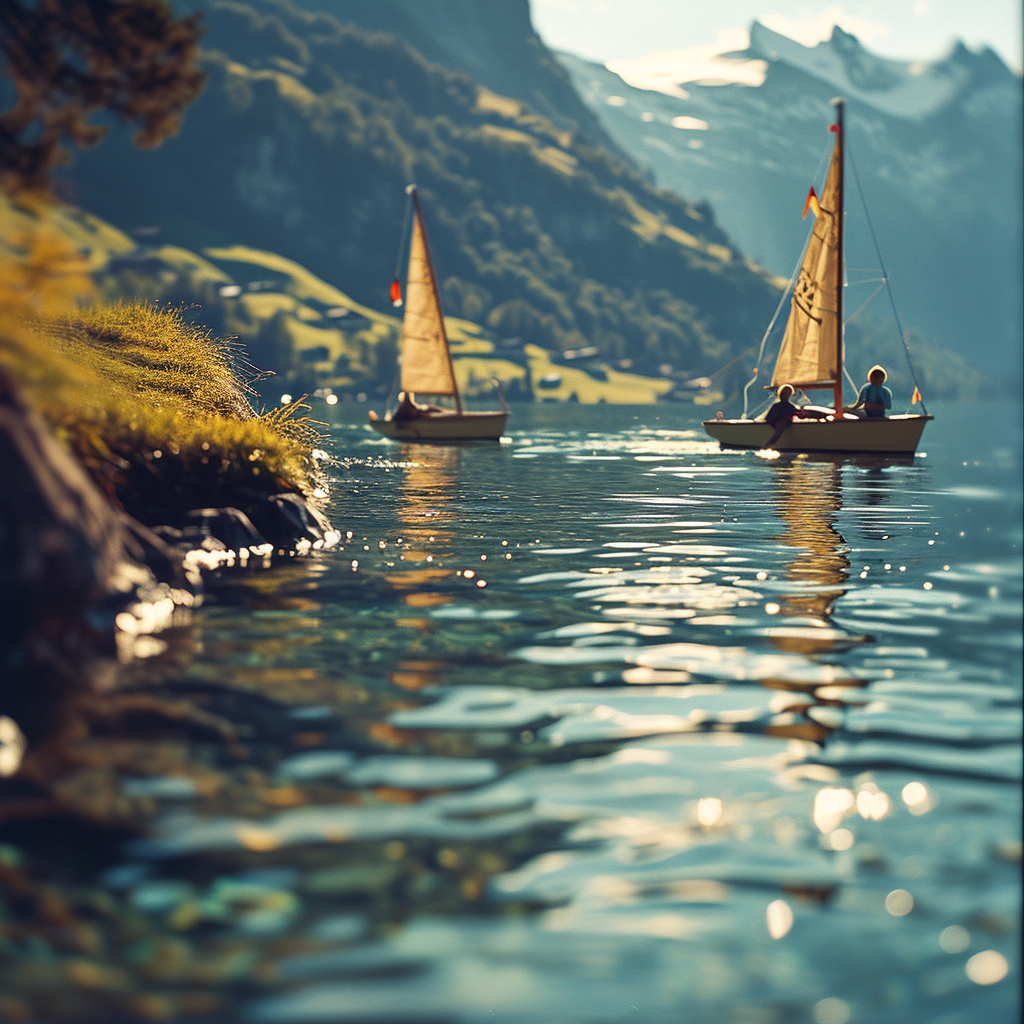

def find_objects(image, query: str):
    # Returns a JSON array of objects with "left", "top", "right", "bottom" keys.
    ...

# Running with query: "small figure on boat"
[
  {"left": 392, "top": 391, "right": 421, "bottom": 421},
  {"left": 391, "top": 391, "right": 419, "bottom": 421},
  {"left": 392, "top": 390, "right": 443, "bottom": 422},
  {"left": 848, "top": 365, "right": 892, "bottom": 419},
  {"left": 761, "top": 384, "right": 829, "bottom": 449}
]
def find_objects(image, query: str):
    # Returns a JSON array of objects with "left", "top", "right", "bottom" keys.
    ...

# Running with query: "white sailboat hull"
[
  {"left": 370, "top": 409, "right": 508, "bottom": 441},
  {"left": 703, "top": 414, "right": 932, "bottom": 455}
]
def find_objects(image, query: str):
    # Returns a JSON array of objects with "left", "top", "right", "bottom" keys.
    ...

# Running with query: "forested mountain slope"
[{"left": 63, "top": 0, "right": 779, "bottom": 388}]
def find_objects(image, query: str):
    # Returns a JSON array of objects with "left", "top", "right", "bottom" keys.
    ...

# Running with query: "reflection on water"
[
  {"left": 0, "top": 403, "right": 1019, "bottom": 1023},
  {"left": 387, "top": 446, "right": 461, "bottom": 690},
  {"left": 773, "top": 459, "right": 849, "bottom": 625}
]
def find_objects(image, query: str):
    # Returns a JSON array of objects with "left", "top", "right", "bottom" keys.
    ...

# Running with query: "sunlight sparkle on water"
[
  {"left": 901, "top": 781, "right": 933, "bottom": 814},
  {"left": 766, "top": 899, "right": 794, "bottom": 939},
  {"left": 813, "top": 998, "right": 851, "bottom": 1024},
  {"left": 696, "top": 797, "right": 723, "bottom": 827},
  {"left": 885, "top": 889, "right": 914, "bottom": 916},
  {"left": 105, "top": 402, "right": 1021, "bottom": 1024},
  {"left": 813, "top": 788, "right": 856, "bottom": 833},
  {"left": 940, "top": 925, "right": 971, "bottom": 954},
  {"left": 966, "top": 950, "right": 1009, "bottom": 985}
]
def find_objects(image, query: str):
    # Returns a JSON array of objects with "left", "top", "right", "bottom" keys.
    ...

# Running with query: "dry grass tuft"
[{"left": 2, "top": 296, "right": 325, "bottom": 522}]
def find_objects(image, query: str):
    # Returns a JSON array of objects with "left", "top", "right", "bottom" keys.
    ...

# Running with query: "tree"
[{"left": 0, "top": 0, "right": 206, "bottom": 195}]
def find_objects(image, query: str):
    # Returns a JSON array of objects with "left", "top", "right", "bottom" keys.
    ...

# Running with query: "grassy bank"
[{"left": 2, "top": 298, "right": 324, "bottom": 524}]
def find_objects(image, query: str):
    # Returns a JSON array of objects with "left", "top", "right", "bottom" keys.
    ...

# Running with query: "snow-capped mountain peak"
[
  {"left": 604, "top": 20, "right": 1010, "bottom": 120},
  {"left": 556, "top": 24, "right": 1022, "bottom": 384},
  {"left": 746, "top": 21, "right": 969, "bottom": 118}
]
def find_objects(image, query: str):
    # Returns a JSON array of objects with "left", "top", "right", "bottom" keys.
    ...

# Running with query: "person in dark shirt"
[
  {"left": 761, "top": 384, "right": 828, "bottom": 449},
  {"left": 392, "top": 390, "right": 422, "bottom": 422}
]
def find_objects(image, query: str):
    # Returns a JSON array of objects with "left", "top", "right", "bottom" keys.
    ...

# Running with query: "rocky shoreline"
[{"left": 1, "top": 365, "right": 337, "bottom": 754}]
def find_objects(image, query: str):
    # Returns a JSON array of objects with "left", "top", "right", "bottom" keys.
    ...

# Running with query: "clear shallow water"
[{"left": 64, "top": 403, "right": 1024, "bottom": 1020}]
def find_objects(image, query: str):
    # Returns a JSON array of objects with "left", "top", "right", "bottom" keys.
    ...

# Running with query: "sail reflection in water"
[
  {"left": 385, "top": 446, "right": 461, "bottom": 690},
  {"left": 391, "top": 445, "right": 461, "bottom": 577},
  {"left": 771, "top": 459, "right": 850, "bottom": 632}
]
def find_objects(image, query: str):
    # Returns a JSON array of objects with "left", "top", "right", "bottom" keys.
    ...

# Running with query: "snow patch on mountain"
[
  {"left": 606, "top": 29, "right": 766, "bottom": 95},
  {"left": 746, "top": 22, "right": 969, "bottom": 118}
]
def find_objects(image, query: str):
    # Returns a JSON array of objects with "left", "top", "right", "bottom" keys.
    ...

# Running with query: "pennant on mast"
[{"left": 803, "top": 186, "right": 821, "bottom": 220}]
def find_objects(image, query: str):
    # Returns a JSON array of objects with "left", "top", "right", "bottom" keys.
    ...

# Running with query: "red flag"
[
  {"left": 803, "top": 186, "right": 821, "bottom": 220},
  {"left": 912, "top": 386, "right": 922, "bottom": 405},
  {"left": 829, "top": 124, "right": 839, "bottom": 133},
  {"left": 390, "top": 279, "right": 402, "bottom": 306}
]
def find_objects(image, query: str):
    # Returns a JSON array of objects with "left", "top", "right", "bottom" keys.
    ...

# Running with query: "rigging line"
[
  {"left": 742, "top": 227, "right": 814, "bottom": 418},
  {"left": 392, "top": 188, "right": 415, "bottom": 285},
  {"left": 848, "top": 149, "right": 928, "bottom": 414},
  {"left": 741, "top": 137, "right": 833, "bottom": 419},
  {"left": 845, "top": 281, "right": 887, "bottom": 325}
]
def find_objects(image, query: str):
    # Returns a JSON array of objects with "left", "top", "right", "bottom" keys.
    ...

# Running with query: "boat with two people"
[
  {"left": 703, "top": 99, "right": 932, "bottom": 456},
  {"left": 369, "top": 185, "right": 508, "bottom": 441}
]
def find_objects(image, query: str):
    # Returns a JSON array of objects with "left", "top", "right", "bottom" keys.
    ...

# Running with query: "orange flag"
[
  {"left": 912, "top": 386, "right": 922, "bottom": 405},
  {"left": 803, "top": 186, "right": 821, "bottom": 219},
  {"left": 390, "top": 279, "right": 402, "bottom": 306}
]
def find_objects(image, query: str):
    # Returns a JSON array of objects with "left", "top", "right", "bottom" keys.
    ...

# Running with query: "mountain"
[
  {"left": 57, "top": 0, "right": 781, "bottom": 401},
  {"left": 286, "top": 0, "right": 622, "bottom": 153},
  {"left": 557, "top": 23, "right": 1023, "bottom": 388}
]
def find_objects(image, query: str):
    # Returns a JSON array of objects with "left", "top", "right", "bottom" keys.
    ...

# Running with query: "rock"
[
  {"left": 184, "top": 507, "right": 269, "bottom": 551},
  {"left": 119, "top": 515, "right": 189, "bottom": 586},
  {"left": 0, "top": 369, "right": 157, "bottom": 738},
  {"left": 245, "top": 492, "right": 334, "bottom": 548}
]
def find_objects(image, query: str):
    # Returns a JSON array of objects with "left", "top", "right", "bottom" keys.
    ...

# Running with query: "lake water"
[{"left": 3, "top": 401, "right": 1021, "bottom": 1023}]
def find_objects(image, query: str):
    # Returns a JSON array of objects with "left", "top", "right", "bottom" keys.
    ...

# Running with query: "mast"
[
  {"left": 832, "top": 98, "right": 844, "bottom": 420},
  {"left": 408, "top": 186, "right": 462, "bottom": 414}
]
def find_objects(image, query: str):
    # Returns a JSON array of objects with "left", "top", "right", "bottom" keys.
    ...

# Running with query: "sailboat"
[
  {"left": 369, "top": 186, "right": 508, "bottom": 441},
  {"left": 703, "top": 100, "right": 932, "bottom": 455}
]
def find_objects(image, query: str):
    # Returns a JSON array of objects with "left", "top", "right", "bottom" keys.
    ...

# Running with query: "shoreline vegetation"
[
  {"left": 1, "top": 226, "right": 340, "bottom": 739},
  {"left": 19, "top": 301, "right": 328, "bottom": 525}
]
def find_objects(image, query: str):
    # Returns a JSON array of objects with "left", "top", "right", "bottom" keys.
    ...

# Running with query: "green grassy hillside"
[{"left": 62, "top": 0, "right": 782, "bottom": 399}]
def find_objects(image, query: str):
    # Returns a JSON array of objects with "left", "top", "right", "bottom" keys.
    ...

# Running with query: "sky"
[{"left": 529, "top": 0, "right": 1023, "bottom": 72}]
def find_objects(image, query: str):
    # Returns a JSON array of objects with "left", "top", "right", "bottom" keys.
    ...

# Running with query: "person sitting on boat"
[
  {"left": 849, "top": 365, "right": 892, "bottom": 419},
  {"left": 393, "top": 390, "right": 423, "bottom": 421},
  {"left": 761, "top": 384, "right": 829, "bottom": 449},
  {"left": 392, "top": 390, "right": 444, "bottom": 422}
]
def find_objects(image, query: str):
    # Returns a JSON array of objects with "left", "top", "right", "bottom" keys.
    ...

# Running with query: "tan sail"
[
  {"left": 400, "top": 202, "right": 459, "bottom": 399},
  {"left": 771, "top": 139, "right": 842, "bottom": 390}
]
